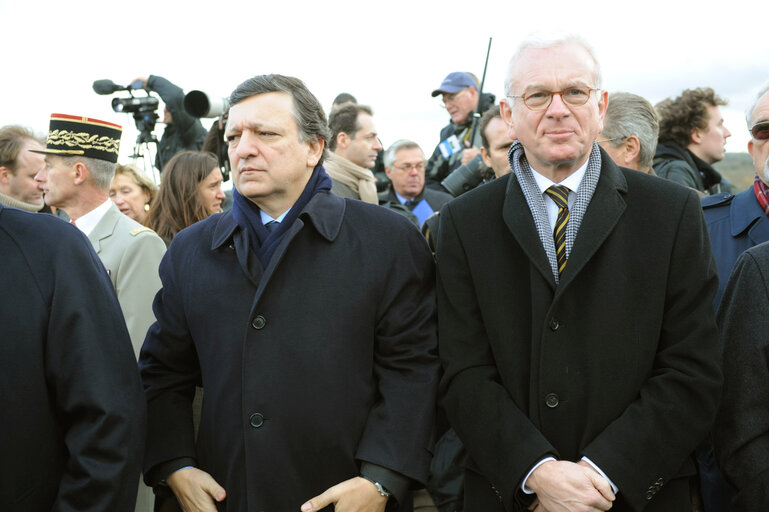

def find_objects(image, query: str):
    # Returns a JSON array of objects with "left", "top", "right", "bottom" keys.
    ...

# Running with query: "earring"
[{"left": 144, "top": 203, "right": 150, "bottom": 212}]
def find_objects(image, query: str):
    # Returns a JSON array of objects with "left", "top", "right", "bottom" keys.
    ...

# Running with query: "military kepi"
[{"left": 31, "top": 113, "right": 122, "bottom": 163}]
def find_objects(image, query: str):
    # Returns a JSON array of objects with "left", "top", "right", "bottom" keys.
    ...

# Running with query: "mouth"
[{"left": 545, "top": 130, "right": 575, "bottom": 141}]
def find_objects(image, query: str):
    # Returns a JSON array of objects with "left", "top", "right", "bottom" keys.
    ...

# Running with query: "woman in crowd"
[
  {"left": 109, "top": 163, "right": 158, "bottom": 225},
  {"left": 146, "top": 150, "right": 225, "bottom": 245}
]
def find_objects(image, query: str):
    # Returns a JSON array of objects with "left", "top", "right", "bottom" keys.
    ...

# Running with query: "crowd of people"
[{"left": 1, "top": 33, "right": 769, "bottom": 512}]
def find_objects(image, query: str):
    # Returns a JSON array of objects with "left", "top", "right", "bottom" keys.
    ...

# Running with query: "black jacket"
[
  {"left": 148, "top": 75, "right": 207, "bottom": 171},
  {"left": 653, "top": 141, "right": 730, "bottom": 195}
]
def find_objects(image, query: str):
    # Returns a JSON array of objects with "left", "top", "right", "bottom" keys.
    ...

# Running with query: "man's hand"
[
  {"left": 301, "top": 476, "right": 388, "bottom": 512},
  {"left": 166, "top": 467, "right": 226, "bottom": 512},
  {"left": 528, "top": 460, "right": 615, "bottom": 512},
  {"left": 460, "top": 146, "right": 481, "bottom": 165}
]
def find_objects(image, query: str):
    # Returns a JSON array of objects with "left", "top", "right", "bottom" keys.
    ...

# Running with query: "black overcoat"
[
  {"left": 436, "top": 153, "right": 723, "bottom": 511},
  {"left": 0, "top": 205, "right": 145, "bottom": 511},
  {"left": 140, "top": 191, "right": 439, "bottom": 511}
]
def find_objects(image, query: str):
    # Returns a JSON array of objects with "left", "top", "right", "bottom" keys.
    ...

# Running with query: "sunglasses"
[{"left": 752, "top": 121, "right": 769, "bottom": 140}]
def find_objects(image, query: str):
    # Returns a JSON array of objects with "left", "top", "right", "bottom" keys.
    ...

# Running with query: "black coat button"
[
  {"left": 249, "top": 413, "right": 265, "bottom": 428},
  {"left": 545, "top": 393, "right": 559, "bottom": 408},
  {"left": 549, "top": 318, "right": 559, "bottom": 331},
  {"left": 251, "top": 315, "right": 266, "bottom": 329}
]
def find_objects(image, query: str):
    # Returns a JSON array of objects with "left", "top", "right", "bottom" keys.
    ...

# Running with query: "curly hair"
[{"left": 656, "top": 87, "right": 727, "bottom": 148}]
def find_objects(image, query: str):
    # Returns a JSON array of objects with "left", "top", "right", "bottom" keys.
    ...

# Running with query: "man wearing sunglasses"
[{"left": 437, "top": 35, "right": 721, "bottom": 512}]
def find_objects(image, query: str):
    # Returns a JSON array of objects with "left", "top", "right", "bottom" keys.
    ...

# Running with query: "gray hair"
[
  {"left": 504, "top": 34, "right": 602, "bottom": 96},
  {"left": 384, "top": 139, "right": 422, "bottom": 168},
  {"left": 602, "top": 92, "right": 659, "bottom": 170},
  {"left": 746, "top": 80, "right": 769, "bottom": 128},
  {"left": 59, "top": 155, "right": 116, "bottom": 191},
  {"left": 229, "top": 74, "right": 329, "bottom": 165}
]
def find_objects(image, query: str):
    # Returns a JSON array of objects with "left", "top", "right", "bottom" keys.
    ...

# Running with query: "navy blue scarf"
[{"left": 231, "top": 165, "right": 333, "bottom": 267}]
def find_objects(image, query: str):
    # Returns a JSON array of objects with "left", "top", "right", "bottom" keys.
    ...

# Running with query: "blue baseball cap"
[{"left": 431, "top": 72, "right": 478, "bottom": 97}]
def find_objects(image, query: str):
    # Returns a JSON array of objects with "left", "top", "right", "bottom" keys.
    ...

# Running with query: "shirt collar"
[
  {"left": 259, "top": 208, "right": 290, "bottom": 225},
  {"left": 530, "top": 158, "right": 590, "bottom": 195},
  {"left": 73, "top": 199, "right": 113, "bottom": 236}
]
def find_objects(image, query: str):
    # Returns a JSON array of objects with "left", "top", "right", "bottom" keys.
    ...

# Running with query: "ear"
[
  {"left": 384, "top": 166, "right": 394, "bottom": 180},
  {"left": 500, "top": 98, "right": 517, "bottom": 141},
  {"left": 596, "top": 90, "right": 609, "bottom": 133},
  {"left": 336, "top": 132, "right": 349, "bottom": 150},
  {"left": 306, "top": 137, "right": 324, "bottom": 168},
  {"left": 73, "top": 161, "right": 89, "bottom": 185},
  {"left": 690, "top": 128, "right": 703, "bottom": 145},
  {"left": 623, "top": 135, "right": 641, "bottom": 164},
  {"left": 0, "top": 166, "right": 11, "bottom": 185},
  {"left": 481, "top": 147, "right": 492, "bottom": 168},
  {"left": 748, "top": 139, "right": 754, "bottom": 158}
]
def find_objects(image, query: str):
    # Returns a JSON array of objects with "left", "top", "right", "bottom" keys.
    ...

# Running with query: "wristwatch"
[{"left": 362, "top": 476, "right": 392, "bottom": 498}]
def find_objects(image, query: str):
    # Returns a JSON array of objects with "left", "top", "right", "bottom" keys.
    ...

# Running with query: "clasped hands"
[
  {"left": 527, "top": 460, "right": 616, "bottom": 512},
  {"left": 167, "top": 467, "right": 387, "bottom": 512}
]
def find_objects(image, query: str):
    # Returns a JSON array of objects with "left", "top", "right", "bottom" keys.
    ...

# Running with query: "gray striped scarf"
[{"left": 507, "top": 141, "right": 602, "bottom": 282}]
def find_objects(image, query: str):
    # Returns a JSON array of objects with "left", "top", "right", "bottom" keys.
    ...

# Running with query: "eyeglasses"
[
  {"left": 393, "top": 162, "right": 426, "bottom": 172},
  {"left": 751, "top": 121, "right": 769, "bottom": 141},
  {"left": 596, "top": 136, "right": 626, "bottom": 144},
  {"left": 507, "top": 86, "right": 599, "bottom": 111},
  {"left": 441, "top": 89, "right": 468, "bottom": 108}
]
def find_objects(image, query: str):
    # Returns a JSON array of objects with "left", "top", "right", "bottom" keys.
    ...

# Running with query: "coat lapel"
[
  {"left": 502, "top": 175, "right": 556, "bottom": 290},
  {"left": 555, "top": 159, "right": 627, "bottom": 295},
  {"left": 87, "top": 203, "right": 120, "bottom": 254}
]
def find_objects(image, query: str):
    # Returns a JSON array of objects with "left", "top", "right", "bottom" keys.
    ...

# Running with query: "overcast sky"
[{"left": 2, "top": 0, "right": 765, "bottom": 180}]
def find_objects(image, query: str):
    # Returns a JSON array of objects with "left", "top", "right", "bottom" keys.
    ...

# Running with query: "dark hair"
[
  {"left": 229, "top": 74, "right": 329, "bottom": 165},
  {"left": 327, "top": 104, "right": 374, "bottom": 151},
  {"left": 147, "top": 150, "right": 219, "bottom": 244},
  {"left": 479, "top": 105, "right": 502, "bottom": 152},
  {"left": 656, "top": 87, "right": 727, "bottom": 148},
  {"left": 332, "top": 92, "right": 357, "bottom": 106}
]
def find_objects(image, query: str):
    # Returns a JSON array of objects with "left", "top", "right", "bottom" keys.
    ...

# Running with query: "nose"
[
  {"left": 35, "top": 168, "right": 47, "bottom": 183},
  {"left": 724, "top": 126, "right": 731, "bottom": 139},
  {"left": 216, "top": 186, "right": 226, "bottom": 199},
  {"left": 373, "top": 138, "right": 383, "bottom": 151},
  {"left": 546, "top": 92, "right": 570, "bottom": 117},
  {"left": 235, "top": 131, "right": 258, "bottom": 159}
]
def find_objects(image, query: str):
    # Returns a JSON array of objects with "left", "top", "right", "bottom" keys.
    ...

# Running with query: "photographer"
[{"left": 130, "top": 75, "right": 207, "bottom": 171}]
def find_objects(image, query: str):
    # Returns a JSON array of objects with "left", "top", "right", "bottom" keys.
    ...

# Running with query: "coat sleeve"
[
  {"left": 114, "top": 231, "right": 166, "bottom": 358},
  {"left": 48, "top": 227, "right": 146, "bottom": 511},
  {"left": 713, "top": 248, "right": 769, "bottom": 510},
  {"left": 139, "top": 246, "right": 201, "bottom": 483},
  {"left": 436, "top": 203, "right": 553, "bottom": 510},
  {"left": 354, "top": 221, "right": 441, "bottom": 488},
  {"left": 580, "top": 190, "right": 723, "bottom": 509},
  {"left": 148, "top": 75, "right": 206, "bottom": 147}
]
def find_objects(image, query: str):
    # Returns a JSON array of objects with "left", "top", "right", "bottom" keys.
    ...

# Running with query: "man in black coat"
[
  {"left": 437, "top": 36, "right": 722, "bottom": 512},
  {"left": 140, "top": 74, "right": 439, "bottom": 512},
  {"left": 0, "top": 204, "right": 145, "bottom": 512}
]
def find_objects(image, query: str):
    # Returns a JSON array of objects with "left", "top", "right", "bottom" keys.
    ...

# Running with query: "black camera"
[
  {"left": 111, "top": 96, "right": 159, "bottom": 114},
  {"left": 441, "top": 153, "right": 494, "bottom": 197}
]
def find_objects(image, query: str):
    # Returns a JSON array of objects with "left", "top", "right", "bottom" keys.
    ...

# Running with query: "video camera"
[{"left": 92, "top": 79, "right": 159, "bottom": 144}]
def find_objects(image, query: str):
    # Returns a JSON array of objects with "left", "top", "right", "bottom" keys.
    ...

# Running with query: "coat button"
[
  {"left": 549, "top": 318, "right": 559, "bottom": 331},
  {"left": 249, "top": 412, "right": 265, "bottom": 428},
  {"left": 545, "top": 393, "right": 559, "bottom": 408},
  {"left": 251, "top": 315, "right": 266, "bottom": 329},
  {"left": 645, "top": 490, "right": 654, "bottom": 500}
]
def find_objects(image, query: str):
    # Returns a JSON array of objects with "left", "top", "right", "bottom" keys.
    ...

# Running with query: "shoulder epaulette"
[
  {"left": 701, "top": 192, "right": 734, "bottom": 209},
  {"left": 129, "top": 226, "right": 155, "bottom": 236}
]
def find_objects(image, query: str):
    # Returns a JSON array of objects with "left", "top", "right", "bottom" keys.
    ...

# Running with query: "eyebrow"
[{"left": 226, "top": 120, "right": 282, "bottom": 135}]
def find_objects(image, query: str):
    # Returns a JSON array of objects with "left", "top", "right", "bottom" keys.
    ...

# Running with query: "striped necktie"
[{"left": 545, "top": 185, "right": 570, "bottom": 275}]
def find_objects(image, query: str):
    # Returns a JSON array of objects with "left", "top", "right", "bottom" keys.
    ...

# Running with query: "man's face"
[
  {"left": 500, "top": 43, "right": 607, "bottom": 179},
  {"left": 343, "top": 113, "right": 382, "bottom": 169},
  {"left": 1, "top": 139, "right": 46, "bottom": 205},
  {"left": 442, "top": 87, "right": 478, "bottom": 125},
  {"left": 36, "top": 155, "right": 78, "bottom": 208},
  {"left": 692, "top": 105, "right": 731, "bottom": 164},
  {"left": 481, "top": 116, "right": 515, "bottom": 177},
  {"left": 226, "top": 92, "right": 322, "bottom": 208},
  {"left": 385, "top": 147, "right": 426, "bottom": 200},
  {"left": 748, "top": 91, "right": 769, "bottom": 180}
]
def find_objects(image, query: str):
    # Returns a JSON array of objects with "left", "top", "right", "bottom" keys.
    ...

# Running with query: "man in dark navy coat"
[
  {"left": 0, "top": 204, "right": 145, "bottom": 512},
  {"left": 140, "top": 74, "right": 439, "bottom": 512},
  {"left": 437, "top": 36, "right": 722, "bottom": 512}
]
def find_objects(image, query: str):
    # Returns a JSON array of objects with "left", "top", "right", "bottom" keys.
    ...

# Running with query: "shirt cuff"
[
  {"left": 581, "top": 456, "right": 619, "bottom": 494},
  {"left": 146, "top": 456, "right": 197, "bottom": 487},
  {"left": 360, "top": 461, "right": 410, "bottom": 507},
  {"left": 521, "top": 457, "right": 557, "bottom": 494}
]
